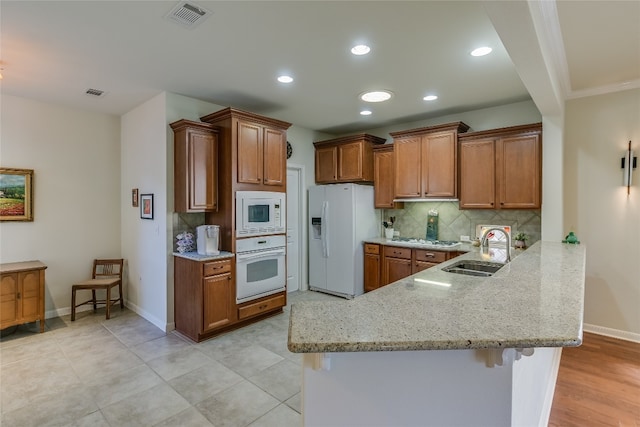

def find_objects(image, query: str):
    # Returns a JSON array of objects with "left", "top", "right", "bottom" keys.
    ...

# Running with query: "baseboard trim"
[
  {"left": 583, "top": 323, "right": 640, "bottom": 343},
  {"left": 124, "top": 300, "right": 168, "bottom": 332},
  {"left": 46, "top": 299, "right": 168, "bottom": 333}
]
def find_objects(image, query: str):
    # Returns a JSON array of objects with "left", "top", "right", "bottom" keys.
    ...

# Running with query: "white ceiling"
[{"left": 1, "top": 1, "right": 638, "bottom": 134}]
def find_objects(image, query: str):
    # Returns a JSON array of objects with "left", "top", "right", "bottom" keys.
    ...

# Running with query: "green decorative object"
[
  {"left": 426, "top": 210, "right": 438, "bottom": 241},
  {"left": 562, "top": 231, "right": 580, "bottom": 244}
]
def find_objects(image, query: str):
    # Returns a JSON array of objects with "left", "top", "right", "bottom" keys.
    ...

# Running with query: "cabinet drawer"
[
  {"left": 238, "top": 293, "right": 285, "bottom": 320},
  {"left": 384, "top": 246, "right": 411, "bottom": 259},
  {"left": 364, "top": 243, "right": 380, "bottom": 255},
  {"left": 203, "top": 260, "right": 231, "bottom": 277},
  {"left": 414, "top": 250, "right": 447, "bottom": 263}
]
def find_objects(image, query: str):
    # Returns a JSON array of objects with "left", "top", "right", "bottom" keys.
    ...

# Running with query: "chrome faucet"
[{"left": 480, "top": 227, "right": 511, "bottom": 262}]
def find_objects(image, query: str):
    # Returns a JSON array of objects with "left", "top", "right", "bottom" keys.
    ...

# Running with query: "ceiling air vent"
[
  {"left": 85, "top": 88, "right": 106, "bottom": 97},
  {"left": 166, "top": 2, "right": 211, "bottom": 29}
]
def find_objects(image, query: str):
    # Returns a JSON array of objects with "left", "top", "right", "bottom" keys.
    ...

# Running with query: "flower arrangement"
[
  {"left": 175, "top": 231, "right": 195, "bottom": 253},
  {"left": 383, "top": 216, "right": 395, "bottom": 229},
  {"left": 513, "top": 232, "right": 529, "bottom": 249},
  {"left": 513, "top": 232, "right": 529, "bottom": 241}
]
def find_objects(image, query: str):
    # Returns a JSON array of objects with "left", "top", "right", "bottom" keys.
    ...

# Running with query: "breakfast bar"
[{"left": 288, "top": 241, "right": 586, "bottom": 426}]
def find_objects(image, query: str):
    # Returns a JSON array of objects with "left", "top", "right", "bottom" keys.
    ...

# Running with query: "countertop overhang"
[{"left": 288, "top": 241, "right": 585, "bottom": 353}]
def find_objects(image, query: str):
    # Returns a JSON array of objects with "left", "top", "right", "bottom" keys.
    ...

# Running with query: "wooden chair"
[{"left": 71, "top": 259, "right": 124, "bottom": 321}]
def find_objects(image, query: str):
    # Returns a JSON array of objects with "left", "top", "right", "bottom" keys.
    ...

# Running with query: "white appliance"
[
  {"left": 236, "top": 235, "right": 286, "bottom": 303},
  {"left": 309, "top": 184, "right": 380, "bottom": 298},
  {"left": 236, "top": 191, "right": 286, "bottom": 237},
  {"left": 196, "top": 225, "right": 220, "bottom": 255}
]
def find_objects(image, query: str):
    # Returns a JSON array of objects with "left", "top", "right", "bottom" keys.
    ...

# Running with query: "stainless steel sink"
[{"left": 442, "top": 260, "right": 505, "bottom": 277}]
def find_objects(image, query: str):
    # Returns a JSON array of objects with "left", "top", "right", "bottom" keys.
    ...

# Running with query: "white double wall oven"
[{"left": 235, "top": 191, "right": 287, "bottom": 304}]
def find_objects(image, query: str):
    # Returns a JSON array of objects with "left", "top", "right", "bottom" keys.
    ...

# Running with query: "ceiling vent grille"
[
  {"left": 166, "top": 2, "right": 211, "bottom": 28},
  {"left": 85, "top": 88, "right": 106, "bottom": 97}
]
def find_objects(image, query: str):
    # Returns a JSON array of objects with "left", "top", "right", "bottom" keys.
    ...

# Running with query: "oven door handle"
[{"left": 237, "top": 248, "right": 286, "bottom": 262}]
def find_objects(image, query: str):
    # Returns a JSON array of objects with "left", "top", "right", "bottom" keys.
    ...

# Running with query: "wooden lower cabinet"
[
  {"left": 174, "top": 255, "right": 286, "bottom": 342},
  {"left": 0, "top": 261, "right": 47, "bottom": 333},
  {"left": 363, "top": 244, "right": 381, "bottom": 293},
  {"left": 382, "top": 246, "right": 412, "bottom": 286},
  {"left": 364, "top": 244, "right": 460, "bottom": 291},
  {"left": 175, "top": 256, "right": 236, "bottom": 342}
]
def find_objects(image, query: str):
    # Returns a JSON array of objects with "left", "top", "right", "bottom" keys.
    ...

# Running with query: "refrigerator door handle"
[{"left": 321, "top": 201, "right": 329, "bottom": 258}]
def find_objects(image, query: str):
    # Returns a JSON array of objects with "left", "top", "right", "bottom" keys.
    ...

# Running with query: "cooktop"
[{"left": 390, "top": 237, "right": 461, "bottom": 248}]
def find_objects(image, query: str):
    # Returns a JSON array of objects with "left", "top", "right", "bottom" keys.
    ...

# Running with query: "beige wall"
[
  {"left": 0, "top": 95, "right": 121, "bottom": 317},
  {"left": 564, "top": 88, "right": 640, "bottom": 338}
]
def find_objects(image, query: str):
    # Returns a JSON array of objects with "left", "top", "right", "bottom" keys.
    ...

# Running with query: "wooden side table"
[{"left": 0, "top": 261, "right": 47, "bottom": 332}]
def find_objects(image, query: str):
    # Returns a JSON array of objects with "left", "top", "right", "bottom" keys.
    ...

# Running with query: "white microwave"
[{"left": 236, "top": 191, "right": 286, "bottom": 237}]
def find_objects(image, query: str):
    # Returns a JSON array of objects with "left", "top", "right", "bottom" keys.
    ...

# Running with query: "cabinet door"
[
  {"left": 424, "top": 132, "right": 456, "bottom": 197},
  {"left": 237, "top": 121, "right": 263, "bottom": 184},
  {"left": 394, "top": 137, "right": 422, "bottom": 198},
  {"left": 459, "top": 139, "right": 496, "bottom": 209},
  {"left": 413, "top": 261, "right": 437, "bottom": 274},
  {"left": 364, "top": 253, "right": 381, "bottom": 292},
  {"left": 497, "top": 135, "right": 541, "bottom": 209},
  {"left": 263, "top": 127, "right": 286, "bottom": 187},
  {"left": 337, "top": 141, "right": 364, "bottom": 181},
  {"left": 188, "top": 129, "right": 217, "bottom": 211},
  {"left": 315, "top": 146, "right": 337, "bottom": 183},
  {"left": 374, "top": 149, "right": 399, "bottom": 208},
  {"left": 203, "top": 273, "right": 233, "bottom": 332},
  {"left": 19, "top": 270, "right": 41, "bottom": 321},
  {"left": 0, "top": 273, "right": 17, "bottom": 324},
  {"left": 382, "top": 258, "right": 412, "bottom": 286}
]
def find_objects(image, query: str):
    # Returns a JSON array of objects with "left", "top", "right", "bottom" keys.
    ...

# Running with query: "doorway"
[{"left": 286, "top": 164, "right": 305, "bottom": 293}]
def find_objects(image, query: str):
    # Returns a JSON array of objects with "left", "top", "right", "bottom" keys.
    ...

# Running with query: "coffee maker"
[{"left": 196, "top": 225, "right": 220, "bottom": 255}]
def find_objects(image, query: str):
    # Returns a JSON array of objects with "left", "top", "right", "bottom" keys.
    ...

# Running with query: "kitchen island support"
[{"left": 302, "top": 346, "right": 562, "bottom": 427}]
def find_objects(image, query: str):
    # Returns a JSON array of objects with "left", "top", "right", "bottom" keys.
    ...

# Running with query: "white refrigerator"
[{"left": 308, "top": 183, "right": 380, "bottom": 298}]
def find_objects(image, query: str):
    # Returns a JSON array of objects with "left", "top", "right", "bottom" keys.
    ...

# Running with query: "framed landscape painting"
[{"left": 0, "top": 168, "right": 34, "bottom": 221}]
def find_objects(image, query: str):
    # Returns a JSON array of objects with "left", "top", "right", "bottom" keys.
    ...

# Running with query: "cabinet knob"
[
  {"left": 426, "top": 253, "right": 434, "bottom": 258},
  {"left": 17, "top": 292, "right": 21, "bottom": 299}
]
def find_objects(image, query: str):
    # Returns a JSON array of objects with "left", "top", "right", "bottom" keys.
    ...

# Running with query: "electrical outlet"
[{"left": 460, "top": 235, "right": 470, "bottom": 242}]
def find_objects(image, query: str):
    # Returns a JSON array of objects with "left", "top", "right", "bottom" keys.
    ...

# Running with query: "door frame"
[{"left": 287, "top": 163, "right": 307, "bottom": 292}]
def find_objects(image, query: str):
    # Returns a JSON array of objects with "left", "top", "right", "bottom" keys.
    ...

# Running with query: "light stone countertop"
[
  {"left": 173, "top": 251, "right": 234, "bottom": 262},
  {"left": 288, "top": 241, "right": 585, "bottom": 353},
  {"left": 363, "top": 237, "right": 475, "bottom": 253}
]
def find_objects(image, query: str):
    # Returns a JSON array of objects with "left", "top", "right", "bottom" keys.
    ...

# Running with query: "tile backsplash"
[
  {"left": 172, "top": 212, "right": 205, "bottom": 251},
  {"left": 383, "top": 202, "right": 541, "bottom": 243}
]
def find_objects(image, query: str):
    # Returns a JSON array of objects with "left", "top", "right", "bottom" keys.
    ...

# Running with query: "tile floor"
[{"left": 0, "top": 290, "right": 338, "bottom": 427}]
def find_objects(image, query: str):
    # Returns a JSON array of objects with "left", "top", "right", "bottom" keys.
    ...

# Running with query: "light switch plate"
[{"left": 460, "top": 235, "right": 471, "bottom": 242}]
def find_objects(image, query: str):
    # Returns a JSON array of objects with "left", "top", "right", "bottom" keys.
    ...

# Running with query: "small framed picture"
[
  {"left": 132, "top": 188, "right": 139, "bottom": 207},
  {"left": 0, "top": 168, "right": 34, "bottom": 222},
  {"left": 140, "top": 193, "right": 154, "bottom": 220}
]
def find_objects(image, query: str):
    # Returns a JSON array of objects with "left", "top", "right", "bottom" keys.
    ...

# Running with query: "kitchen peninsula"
[{"left": 288, "top": 241, "right": 585, "bottom": 426}]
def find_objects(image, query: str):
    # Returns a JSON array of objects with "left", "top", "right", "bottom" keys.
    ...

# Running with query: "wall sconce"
[{"left": 622, "top": 140, "right": 637, "bottom": 195}]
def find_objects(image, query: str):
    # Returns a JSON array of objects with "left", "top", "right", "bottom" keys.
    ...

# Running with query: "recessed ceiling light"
[
  {"left": 360, "top": 110, "right": 372, "bottom": 116},
  {"left": 351, "top": 44, "right": 371, "bottom": 55},
  {"left": 277, "top": 75, "right": 293, "bottom": 83},
  {"left": 470, "top": 47, "right": 492, "bottom": 57},
  {"left": 423, "top": 95, "right": 438, "bottom": 101},
  {"left": 360, "top": 90, "right": 393, "bottom": 103}
]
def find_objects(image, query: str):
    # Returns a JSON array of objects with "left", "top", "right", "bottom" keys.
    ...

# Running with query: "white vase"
[{"left": 385, "top": 228, "right": 394, "bottom": 240}]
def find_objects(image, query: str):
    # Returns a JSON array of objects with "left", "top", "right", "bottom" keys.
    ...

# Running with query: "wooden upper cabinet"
[
  {"left": 314, "top": 134, "right": 386, "bottom": 184},
  {"left": 263, "top": 127, "right": 286, "bottom": 186},
  {"left": 458, "top": 123, "right": 542, "bottom": 210},
  {"left": 391, "top": 122, "right": 469, "bottom": 199},
  {"left": 373, "top": 145, "right": 404, "bottom": 209},
  {"left": 497, "top": 134, "right": 541, "bottom": 209},
  {"left": 459, "top": 139, "right": 496, "bottom": 209},
  {"left": 393, "top": 136, "right": 422, "bottom": 198},
  {"left": 237, "top": 121, "right": 262, "bottom": 185},
  {"left": 236, "top": 120, "right": 287, "bottom": 187},
  {"left": 200, "top": 107, "right": 291, "bottom": 193},
  {"left": 315, "top": 145, "right": 338, "bottom": 183},
  {"left": 171, "top": 119, "right": 219, "bottom": 212}
]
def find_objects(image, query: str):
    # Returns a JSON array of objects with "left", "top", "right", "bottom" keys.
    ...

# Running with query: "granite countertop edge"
[
  {"left": 288, "top": 240, "right": 586, "bottom": 353},
  {"left": 173, "top": 251, "right": 235, "bottom": 261}
]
